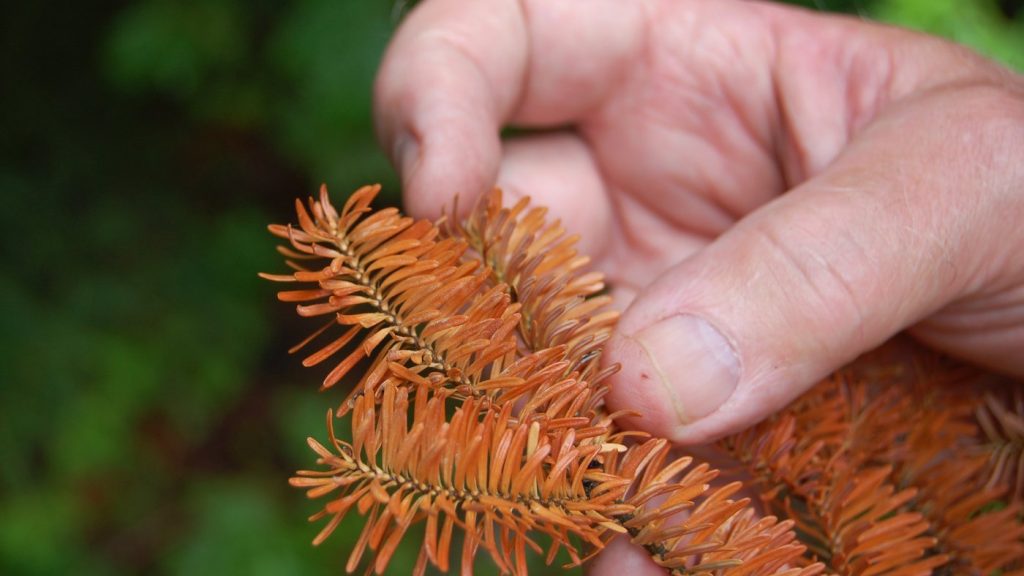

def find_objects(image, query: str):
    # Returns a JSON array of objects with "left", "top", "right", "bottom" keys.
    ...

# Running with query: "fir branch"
[
  {"left": 292, "top": 382, "right": 632, "bottom": 575},
  {"left": 977, "top": 388, "right": 1024, "bottom": 502},
  {"left": 606, "top": 438, "right": 814, "bottom": 575},
  {"left": 264, "top": 185, "right": 1024, "bottom": 575},
  {"left": 720, "top": 359, "right": 1024, "bottom": 574},
  {"left": 453, "top": 190, "right": 618, "bottom": 384},
  {"left": 263, "top": 185, "right": 591, "bottom": 410},
  {"left": 270, "top": 185, "right": 795, "bottom": 574},
  {"left": 718, "top": 374, "right": 942, "bottom": 573}
]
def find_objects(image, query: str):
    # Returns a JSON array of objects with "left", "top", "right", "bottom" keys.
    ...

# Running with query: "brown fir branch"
[
  {"left": 269, "top": 186, "right": 798, "bottom": 574},
  {"left": 977, "top": 388, "right": 1024, "bottom": 502},
  {"left": 453, "top": 190, "right": 618, "bottom": 384},
  {"left": 603, "top": 438, "right": 815, "bottom": 575},
  {"left": 721, "top": 355, "right": 1024, "bottom": 574},
  {"left": 293, "top": 397, "right": 808, "bottom": 576},
  {"left": 717, "top": 372, "right": 943, "bottom": 574},
  {"left": 451, "top": 190, "right": 803, "bottom": 572},
  {"left": 894, "top": 381, "right": 1024, "bottom": 574},
  {"left": 266, "top": 185, "right": 1024, "bottom": 575},
  {"left": 853, "top": 354, "right": 1024, "bottom": 574},
  {"left": 262, "top": 185, "right": 606, "bottom": 413},
  {"left": 291, "top": 382, "right": 635, "bottom": 575}
]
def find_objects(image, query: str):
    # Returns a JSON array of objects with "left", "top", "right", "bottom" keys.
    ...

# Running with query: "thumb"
[
  {"left": 604, "top": 189, "right": 899, "bottom": 446},
  {"left": 604, "top": 87, "right": 1024, "bottom": 445}
]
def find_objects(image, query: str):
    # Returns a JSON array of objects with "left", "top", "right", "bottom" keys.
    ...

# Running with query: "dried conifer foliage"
[{"left": 263, "top": 185, "right": 1024, "bottom": 575}]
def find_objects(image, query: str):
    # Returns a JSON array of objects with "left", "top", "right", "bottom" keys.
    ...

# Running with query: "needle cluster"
[{"left": 263, "top": 185, "right": 1023, "bottom": 575}]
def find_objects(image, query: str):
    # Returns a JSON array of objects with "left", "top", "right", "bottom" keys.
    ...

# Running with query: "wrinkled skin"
[{"left": 373, "top": 0, "right": 1024, "bottom": 572}]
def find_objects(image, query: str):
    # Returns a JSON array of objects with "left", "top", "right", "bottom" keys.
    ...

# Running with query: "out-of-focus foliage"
[
  {"left": 873, "top": 0, "right": 1024, "bottom": 70},
  {"left": 102, "top": 0, "right": 399, "bottom": 191},
  {"left": 1, "top": 1, "right": 397, "bottom": 574},
  {"left": 782, "top": 0, "right": 1024, "bottom": 71},
  {"left": 0, "top": 0, "right": 1019, "bottom": 575}
]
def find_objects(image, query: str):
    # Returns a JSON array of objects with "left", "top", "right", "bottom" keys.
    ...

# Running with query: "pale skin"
[{"left": 374, "top": 0, "right": 1024, "bottom": 572}]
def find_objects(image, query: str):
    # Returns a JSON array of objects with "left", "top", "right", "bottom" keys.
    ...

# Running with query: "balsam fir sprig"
[{"left": 264, "top": 185, "right": 1023, "bottom": 575}]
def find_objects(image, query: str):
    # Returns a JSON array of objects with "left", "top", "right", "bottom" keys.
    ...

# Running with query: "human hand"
[{"left": 374, "top": 0, "right": 1024, "bottom": 570}]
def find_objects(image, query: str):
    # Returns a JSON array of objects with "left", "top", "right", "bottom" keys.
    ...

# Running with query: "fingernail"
[
  {"left": 393, "top": 133, "right": 419, "bottom": 178},
  {"left": 628, "top": 314, "right": 740, "bottom": 424}
]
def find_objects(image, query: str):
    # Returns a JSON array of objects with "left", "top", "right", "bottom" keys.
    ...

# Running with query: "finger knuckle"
[{"left": 750, "top": 219, "right": 872, "bottom": 353}]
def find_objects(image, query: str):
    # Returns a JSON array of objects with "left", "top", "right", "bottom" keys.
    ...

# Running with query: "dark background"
[{"left": 1, "top": 1, "right": 1021, "bottom": 575}]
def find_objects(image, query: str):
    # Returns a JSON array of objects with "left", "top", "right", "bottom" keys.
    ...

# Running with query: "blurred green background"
[{"left": 1, "top": 1, "right": 1020, "bottom": 575}]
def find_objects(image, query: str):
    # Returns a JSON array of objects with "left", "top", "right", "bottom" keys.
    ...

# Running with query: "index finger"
[{"left": 373, "top": 0, "right": 643, "bottom": 217}]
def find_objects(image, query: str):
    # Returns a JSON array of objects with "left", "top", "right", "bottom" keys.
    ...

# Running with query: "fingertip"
[
  {"left": 398, "top": 122, "right": 501, "bottom": 219},
  {"left": 602, "top": 226, "right": 849, "bottom": 445},
  {"left": 376, "top": 49, "right": 505, "bottom": 218},
  {"left": 604, "top": 312, "right": 745, "bottom": 445},
  {"left": 372, "top": 0, "right": 527, "bottom": 219},
  {"left": 603, "top": 332, "right": 686, "bottom": 443},
  {"left": 586, "top": 536, "right": 664, "bottom": 576}
]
